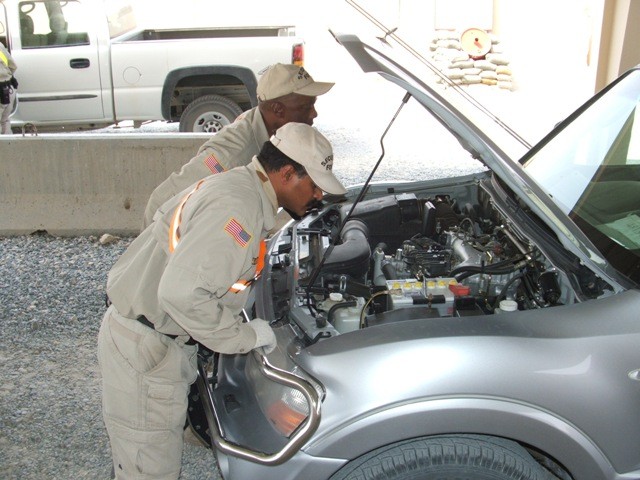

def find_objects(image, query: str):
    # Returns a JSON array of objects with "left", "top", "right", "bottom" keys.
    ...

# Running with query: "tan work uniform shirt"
[
  {"left": 143, "top": 107, "right": 269, "bottom": 228},
  {"left": 107, "top": 157, "right": 278, "bottom": 354}
]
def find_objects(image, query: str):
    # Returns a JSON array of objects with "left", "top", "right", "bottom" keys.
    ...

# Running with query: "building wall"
[{"left": 597, "top": 0, "right": 640, "bottom": 90}]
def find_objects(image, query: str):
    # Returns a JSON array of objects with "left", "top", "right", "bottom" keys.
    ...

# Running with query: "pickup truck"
[{"left": 0, "top": 0, "right": 304, "bottom": 132}]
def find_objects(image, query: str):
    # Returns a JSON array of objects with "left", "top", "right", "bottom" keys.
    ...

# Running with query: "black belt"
[
  {"left": 136, "top": 315, "right": 197, "bottom": 345},
  {"left": 106, "top": 294, "right": 196, "bottom": 345}
]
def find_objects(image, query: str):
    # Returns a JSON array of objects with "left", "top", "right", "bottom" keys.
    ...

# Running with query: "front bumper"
[{"left": 216, "top": 445, "right": 347, "bottom": 480}]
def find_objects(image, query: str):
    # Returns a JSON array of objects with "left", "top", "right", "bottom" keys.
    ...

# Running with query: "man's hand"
[{"left": 248, "top": 319, "right": 277, "bottom": 354}]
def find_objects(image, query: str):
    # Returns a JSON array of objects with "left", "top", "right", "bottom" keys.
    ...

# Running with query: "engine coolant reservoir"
[
  {"left": 494, "top": 299, "right": 518, "bottom": 314},
  {"left": 332, "top": 297, "right": 365, "bottom": 334},
  {"left": 318, "top": 292, "right": 345, "bottom": 312}
]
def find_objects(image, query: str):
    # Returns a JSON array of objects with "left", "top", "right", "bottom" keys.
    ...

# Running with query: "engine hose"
[
  {"left": 492, "top": 273, "right": 524, "bottom": 309},
  {"left": 454, "top": 264, "right": 524, "bottom": 282},
  {"left": 381, "top": 261, "right": 397, "bottom": 280},
  {"left": 327, "top": 301, "right": 357, "bottom": 324},
  {"left": 360, "top": 290, "right": 389, "bottom": 329},
  {"left": 523, "top": 273, "right": 545, "bottom": 308},
  {"left": 450, "top": 254, "right": 526, "bottom": 278}
]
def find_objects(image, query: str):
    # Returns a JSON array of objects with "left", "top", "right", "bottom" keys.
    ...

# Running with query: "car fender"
[
  {"left": 303, "top": 397, "right": 618, "bottom": 480},
  {"left": 160, "top": 66, "right": 257, "bottom": 120}
]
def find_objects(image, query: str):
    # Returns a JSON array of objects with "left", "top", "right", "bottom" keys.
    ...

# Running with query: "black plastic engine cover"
[{"left": 340, "top": 194, "right": 422, "bottom": 252}]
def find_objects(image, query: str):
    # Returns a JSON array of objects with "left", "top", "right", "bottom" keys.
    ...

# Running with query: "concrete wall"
[{"left": 0, "top": 134, "right": 208, "bottom": 236}]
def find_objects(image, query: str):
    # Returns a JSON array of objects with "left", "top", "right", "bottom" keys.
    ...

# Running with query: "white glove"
[{"left": 248, "top": 319, "right": 277, "bottom": 354}]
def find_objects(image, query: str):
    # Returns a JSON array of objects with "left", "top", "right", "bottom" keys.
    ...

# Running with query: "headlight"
[
  {"left": 245, "top": 354, "right": 323, "bottom": 437},
  {"left": 266, "top": 389, "right": 309, "bottom": 437}
]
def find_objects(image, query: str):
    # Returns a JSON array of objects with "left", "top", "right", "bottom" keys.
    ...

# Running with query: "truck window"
[
  {"left": 1, "top": 3, "right": 7, "bottom": 48},
  {"left": 19, "top": 0, "right": 89, "bottom": 48}
]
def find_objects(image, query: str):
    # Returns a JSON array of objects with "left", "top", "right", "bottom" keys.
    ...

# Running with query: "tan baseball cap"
[
  {"left": 270, "top": 123, "right": 346, "bottom": 195},
  {"left": 257, "top": 64, "right": 334, "bottom": 102}
]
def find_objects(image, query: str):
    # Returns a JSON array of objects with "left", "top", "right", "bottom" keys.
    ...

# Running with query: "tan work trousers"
[
  {"left": 97, "top": 306, "right": 198, "bottom": 479},
  {"left": 0, "top": 87, "right": 15, "bottom": 135}
]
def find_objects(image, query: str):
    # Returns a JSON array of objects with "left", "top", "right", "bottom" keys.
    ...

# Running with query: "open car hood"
[
  {"left": 330, "top": 31, "right": 531, "bottom": 164},
  {"left": 331, "top": 30, "right": 639, "bottom": 289}
]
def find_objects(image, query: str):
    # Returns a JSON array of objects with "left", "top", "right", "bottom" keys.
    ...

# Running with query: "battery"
[{"left": 385, "top": 277, "right": 458, "bottom": 317}]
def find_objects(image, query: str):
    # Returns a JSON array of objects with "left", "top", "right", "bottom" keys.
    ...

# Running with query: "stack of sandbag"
[{"left": 428, "top": 30, "right": 513, "bottom": 90}]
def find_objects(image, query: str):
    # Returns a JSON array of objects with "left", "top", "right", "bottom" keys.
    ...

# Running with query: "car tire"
[
  {"left": 179, "top": 94, "right": 243, "bottom": 133},
  {"left": 330, "top": 434, "right": 556, "bottom": 480}
]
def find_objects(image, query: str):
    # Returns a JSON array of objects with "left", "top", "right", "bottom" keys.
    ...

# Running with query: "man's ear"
[
  {"left": 280, "top": 164, "right": 295, "bottom": 183},
  {"left": 271, "top": 101, "right": 286, "bottom": 118}
]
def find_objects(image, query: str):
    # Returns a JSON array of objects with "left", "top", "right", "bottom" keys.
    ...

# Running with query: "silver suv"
[{"left": 188, "top": 32, "right": 640, "bottom": 480}]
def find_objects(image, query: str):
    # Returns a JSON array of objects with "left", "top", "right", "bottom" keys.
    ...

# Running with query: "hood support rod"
[{"left": 304, "top": 92, "right": 412, "bottom": 309}]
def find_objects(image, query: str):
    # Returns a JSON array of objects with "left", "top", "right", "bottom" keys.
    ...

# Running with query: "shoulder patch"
[
  {"left": 204, "top": 154, "right": 226, "bottom": 174},
  {"left": 224, "top": 218, "right": 252, "bottom": 247}
]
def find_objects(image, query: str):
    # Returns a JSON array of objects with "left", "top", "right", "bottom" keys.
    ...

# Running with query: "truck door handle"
[{"left": 70, "top": 58, "right": 90, "bottom": 69}]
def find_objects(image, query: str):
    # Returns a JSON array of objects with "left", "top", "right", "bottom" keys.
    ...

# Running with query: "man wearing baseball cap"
[
  {"left": 98, "top": 123, "right": 344, "bottom": 479},
  {"left": 142, "top": 63, "right": 334, "bottom": 229}
]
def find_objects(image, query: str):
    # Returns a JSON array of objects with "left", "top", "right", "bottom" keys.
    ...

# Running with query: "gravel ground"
[{"left": 0, "top": 234, "right": 225, "bottom": 480}]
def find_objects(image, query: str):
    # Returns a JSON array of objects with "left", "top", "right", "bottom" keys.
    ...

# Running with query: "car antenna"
[{"left": 304, "top": 91, "right": 412, "bottom": 309}]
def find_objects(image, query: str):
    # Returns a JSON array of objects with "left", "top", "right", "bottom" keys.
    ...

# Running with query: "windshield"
[{"left": 523, "top": 69, "right": 640, "bottom": 283}]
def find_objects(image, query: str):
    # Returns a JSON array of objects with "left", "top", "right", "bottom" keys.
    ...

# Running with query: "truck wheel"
[
  {"left": 330, "top": 435, "right": 558, "bottom": 480},
  {"left": 179, "top": 94, "right": 243, "bottom": 133}
]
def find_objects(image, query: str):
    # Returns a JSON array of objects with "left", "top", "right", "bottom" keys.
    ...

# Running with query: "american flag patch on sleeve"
[
  {"left": 224, "top": 218, "right": 252, "bottom": 247},
  {"left": 204, "top": 154, "right": 226, "bottom": 174}
]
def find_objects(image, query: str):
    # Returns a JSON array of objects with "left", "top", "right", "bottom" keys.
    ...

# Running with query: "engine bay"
[{"left": 265, "top": 178, "right": 608, "bottom": 342}]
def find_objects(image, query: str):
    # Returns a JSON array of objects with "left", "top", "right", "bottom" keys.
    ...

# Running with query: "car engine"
[{"left": 268, "top": 183, "right": 589, "bottom": 339}]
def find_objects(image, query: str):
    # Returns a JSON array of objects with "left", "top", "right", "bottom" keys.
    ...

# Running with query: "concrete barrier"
[{"left": 0, "top": 133, "right": 210, "bottom": 236}]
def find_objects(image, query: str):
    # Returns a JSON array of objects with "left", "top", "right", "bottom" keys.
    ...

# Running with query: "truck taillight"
[{"left": 292, "top": 43, "right": 304, "bottom": 66}]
